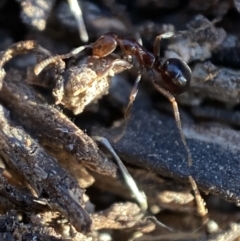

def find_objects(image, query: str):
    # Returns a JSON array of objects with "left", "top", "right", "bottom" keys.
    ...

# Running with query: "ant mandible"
[{"left": 34, "top": 32, "right": 192, "bottom": 166}]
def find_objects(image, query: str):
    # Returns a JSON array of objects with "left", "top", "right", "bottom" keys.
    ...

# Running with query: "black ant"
[{"left": 86, "top": 32, "right": 192, "bottom": 165}]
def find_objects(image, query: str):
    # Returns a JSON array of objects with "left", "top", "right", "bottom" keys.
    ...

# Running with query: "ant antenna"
[{"left": 34, "top": 45, "right": 91, "bottom": 75}]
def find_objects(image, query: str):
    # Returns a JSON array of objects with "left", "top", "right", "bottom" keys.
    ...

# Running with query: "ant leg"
[
  {"left": 92, "top": 136, "right": 148, "bottom": 212},
  {"left": 189, "top": 176, "right": 208, "bottom": 224},
  {"left": 114, "top": 71, "right": 142, "bottom": 143},
  {"left": 151, "top": 80, "right": 192, "bottom": 166},
  {"left": 154, "top": 21, "right": 221, "bottom": 57},
  {"left": 124, "top": 70, "right": 143, "bottom": 118},
  {"left": 34, "top": 45, "right": 91, "bottom": 75},
  {"left": 153, "top": 32, "right": 175, "bottom": 57}
]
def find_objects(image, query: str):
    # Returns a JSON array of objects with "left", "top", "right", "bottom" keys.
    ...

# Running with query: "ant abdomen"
[{"left": 159, "top": 58, "right": 191, "bottom": 95}]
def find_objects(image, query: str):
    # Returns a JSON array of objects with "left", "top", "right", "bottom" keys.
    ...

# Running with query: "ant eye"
[{"left": 160, "top": 58, "right": 191, "bottom": 95}]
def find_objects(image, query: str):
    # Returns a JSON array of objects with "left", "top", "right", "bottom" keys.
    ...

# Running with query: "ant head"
[{"left": 156, "top": 58, "right": 191, "bottom": 95}]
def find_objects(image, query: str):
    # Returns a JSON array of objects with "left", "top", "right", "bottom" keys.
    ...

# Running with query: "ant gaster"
[{"left": 34, "top": 32, "right": 192, "bottom": 165}]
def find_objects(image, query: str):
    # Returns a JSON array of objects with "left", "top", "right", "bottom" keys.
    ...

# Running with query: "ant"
[
  {"left": 90, "top": 32, "right": 191, "bottom": 109},
  {"left": 88, "top": 32, "right": 192, "bottom": 166},
  {"left": 37, "top": 32, "right": 192, "bottom": 165}
]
